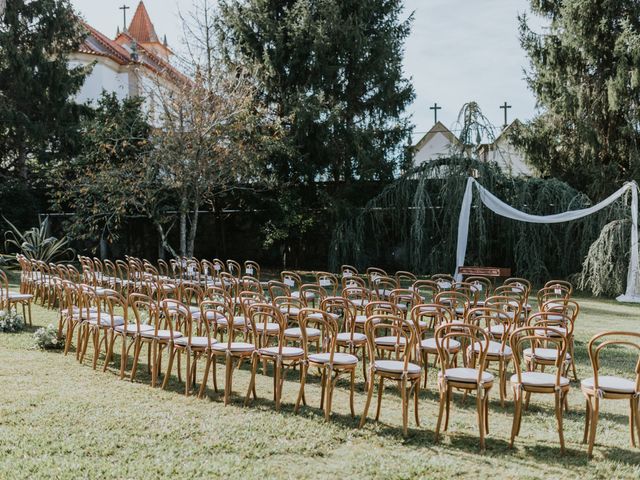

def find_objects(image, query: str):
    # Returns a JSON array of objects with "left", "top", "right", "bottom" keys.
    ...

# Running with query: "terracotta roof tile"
[{"left": 127, "top": 1, "right": 159, "bottom": 44}]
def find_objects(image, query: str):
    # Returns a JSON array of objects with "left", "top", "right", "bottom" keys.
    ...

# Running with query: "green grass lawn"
[{"left": 1, "top": 286, "right": 639, "bottom": 479}]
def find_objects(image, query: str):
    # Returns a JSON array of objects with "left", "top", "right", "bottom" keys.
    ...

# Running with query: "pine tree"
[
  {"left": 0, "top": 0, "right": 87, "bottom": 178},
  {"left": 217, "top": 0, "right": 415, "bottom": 184},
  {"left": 516, "top": 0, "right": 640, "bottom": 199}
]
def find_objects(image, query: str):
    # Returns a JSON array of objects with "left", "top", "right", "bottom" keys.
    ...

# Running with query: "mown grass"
[{"left": 1, "top": 283, "right": 639, "bottom": 479}]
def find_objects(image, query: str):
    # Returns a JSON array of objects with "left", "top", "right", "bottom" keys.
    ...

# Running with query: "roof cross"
[
  {"left": 500, "top": 101, "right": 512, "bottom": 129},
  {"left": 119, "top": 4, "right": 130, "bottom": 31},
  {"left": 429, "top": 102, "right": 441, "bottom": 124}
]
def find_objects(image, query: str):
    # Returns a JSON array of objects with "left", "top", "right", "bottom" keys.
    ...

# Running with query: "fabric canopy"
[{"left": 455, "top": 177, "right": 640, "bottom": 302}]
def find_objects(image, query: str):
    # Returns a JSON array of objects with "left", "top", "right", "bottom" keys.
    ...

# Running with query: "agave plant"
[{"left": 3, "top": 216, "right": 74, "bottom": 264}]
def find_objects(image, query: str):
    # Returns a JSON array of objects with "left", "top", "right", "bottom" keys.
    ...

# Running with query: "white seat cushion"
[
  {"left": 139, "top": 329, "right": 183, "bottom": 339},
  {"left": 114, "top": 324, "right": 154, "bottom": 334},
  {"left": 308, "top": 312, "right": 339, "bottom": 321},
  {"left": 173, "top": 336, "right": 216, "bottom": 347},
  {"left": 354, "top": 315, "right": 381, "bottom": 325},
  {"left": 192, "top": 310, "right": 226, "bottom": 321},
  {"left": 8, "top": 293, "right": 33, "bottom": 301},
  {"left": 535, "top": 326, "right": 568, "bottom": 337},
  {"left": 87, "top": 314, "right": 125, "bottom": 327},
  {"left": 374, "top": 359, "right": 421, "bottom": 374},
  {"left": 487, "top": 324, "right": 507, "bottom": 336},
  {"left": 581, "top": 375, "right": 636, "bottom": 394},
  {"left": 523, "top": 347, "right": 570, "bottom": 361},
  {"left": 216, "top": 316, "right": 246, "bottom": 327},
  {"left": 375, "top": 336, "right": 407, "bottom": 347},
  {"left": 284, "top": 327, "right": 321, "bottom": 338},
  {"left": 336, "top": 332, "right": 367, "bottom": 343},
  {"left": 442, "top": 367, "right": 493, "bottom": 384},
  {"left": 254, "top": 323, "right": 280, "bottom": 333},
  {"left": 212, "top": 342, "right": 254, "bottom": 352},
  {"left": 279, "top": 307, "right": 300, "bottom": 316},
  {"left": 420, "top": 337, "right": 460, "bottom": 351},
  {"left": 291, "top": 291, "right": 315, "bottom": 300},
  {"left": 351, "top": 299, "right": 369, "bottom": 307},
  {"left": 471, "top": 340, "right": 512, "bottom": 356},
  {"left": 511, "top": 371, "right": 569, "bottom": 388},
  {"left": 308, "top": 352, "right": 358, "bottom": 365},
  {"left": 259, "top": 346, "right": 304, "bottom": 357}
]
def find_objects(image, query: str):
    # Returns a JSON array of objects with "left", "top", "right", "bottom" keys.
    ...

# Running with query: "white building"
[
  {"left": 69, "top": 1, "right": 187, "bottom": 121},
  {"left": 412, "top": 119, "right": 534, "bottom": 176}
]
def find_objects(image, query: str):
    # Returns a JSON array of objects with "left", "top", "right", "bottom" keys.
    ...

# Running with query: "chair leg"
[
  {"left": 630, "top": 397, "right": 637, "bottom": 448},
  {"left": 130, "top": 338, "right": 142, "bottom": 382},
  {"left": 359, "top": 371, "right": 376, "bottom": 428},
  {"left": 162, "top": 347, "right": 176, "bottom": 390},
  {"left": 435, "top": 385, "right": 446, "bottom": 442},
  {"left": 634, "top": 397, "right": 640, "bottom": 448},
  {"left": 294, "top": 363, "right": 308, "bottom": 413},
  {"left": 274, "top": 358, "right": 282, "bottom": 412},
  {"left": 319, "top": 368, "right": 327, "bottom": 410},
  {"left": 422, "top": 352, "right": 429, "bottom": 389},
  {"left": 413, "top": 380, "right": 420, "bottom": 427},
  {"left": 477, "top": 390, "right": 486, "bottom": 451},
  {"left": 185, "top": 352, "right": 191, "bottom": 396},
  {"left": 587, "top": 396, "right": 600, "bottom": 458},
  {"left": 244, "top": 355, "right": 258, "bottom": 406},
  {"left": 401, "top": 377, "right": 408, "bottom": 437},
  {"left": 375, "top": 376, "right": 384, "bottom": 421},
  {"left": 119, "top": 335, "right": 128, "bottom": 378},
  {"left": 556, "top": 391, "right": 565, "bottom": 453},
  {"left": 224, "top": 353, "right": 233, "bottom": 406},
  {"left": 444, "top": 385, "right": 451, "bottom": 431},
  {"left": 349, "top": 369, "right": 356, "bottom": 418},
  {"left": 199, "top": 355, "right": 212, "bottom": 398},
  {"left": 510, "top": 388, "right": 522, "bottom": 447},
  {"left": 325, "top": 372, "right": 335, "bottom": 422}
]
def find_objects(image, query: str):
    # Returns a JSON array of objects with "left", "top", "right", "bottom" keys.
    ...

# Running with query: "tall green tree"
[
  {"left": 0, "top": 0, "right": 87, "bottom": 178},
  {"left": 217, "top": 0, "right": 415, "bottom": 184},
  {"left": 516, "top": 0, "right": 640, "bottom": 198}
]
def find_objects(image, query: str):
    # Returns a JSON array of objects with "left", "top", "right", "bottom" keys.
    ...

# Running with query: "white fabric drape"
[{"left": 454, "top": 177, "right": 640, "bottom": 302}]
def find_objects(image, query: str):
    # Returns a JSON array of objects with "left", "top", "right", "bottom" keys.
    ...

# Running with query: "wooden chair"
[
  {"left": 315, "top": 271, "right": 339, "bottom": 296},
  {"left": 509, "top": 325, "right": 571, "bottom": 452},
  {"left": 359, "top": 314, "right": 422, "bottom": 436},
  {"left": 370, "top": 275, "right": 398, "bottom": 301},
  {"left": 434, "top": 323, "right": 494, "bottom": 450},
  {"left": 581, "top": 331, "right": 640, "bottom": 458},
  {"left": 244, "top": 303, "right": 303, "bottom": 410},
  {"left": 161, "top": 299, "right": 215, "bottom": 396},
  {"left": 1, "top": 268, "right": 33, "bottom": 325},
  {"left": 431, "top": 273, "right": 455, "bottom": 291},
  {"left": 295, "top": 307, "right": 358, "bottom": 421},
  {"left": 395, "top": 270, "right": 417, "bottom": 288}
]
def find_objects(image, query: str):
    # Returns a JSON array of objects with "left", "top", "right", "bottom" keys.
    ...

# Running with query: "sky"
[{"left": 70, "top": 0, "right": 547, "bottom": 143}]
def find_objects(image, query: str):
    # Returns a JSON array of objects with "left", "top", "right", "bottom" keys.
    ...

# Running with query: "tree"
[
  {"left": 51, "top": 93, "right": 154, "bottom": 249},
  {"left": 516, "top": 0, "right": 640, "bottom": 198},
  {"left": 217, "top": 0, "right": 415, "bottom": 184},
  {"left": 0, "top": 0, "right": 88, "bottom": 178}
]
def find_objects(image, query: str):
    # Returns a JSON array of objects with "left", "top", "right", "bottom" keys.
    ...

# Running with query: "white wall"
[
  {"left": 70, "top": 59, "right": 129, "bottom": 106},
  {"left": 487, "top": 137, "right": 534, "bottom": 176},
  {"left": 413, "top": 132, "right": 454, "bottom": 167}
]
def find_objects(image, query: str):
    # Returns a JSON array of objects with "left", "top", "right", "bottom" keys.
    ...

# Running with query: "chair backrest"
[
  {"left": 298, "top": 307, "right": 339, "bottom": 358},
  {"left": 586, "top": 331, "right": 640, "bottom": 392},
  {"left": 341, "top": 286, "right": 371, "bottom": 312},
  {"left": 395, "top": 270, "right": 417, "bottom": 288},
  {"left": 244, "top": 260, "right": 261, "bottom": 279},
  {"left": 435, "top": 323, "right": 490, "bottom": 380},
  {"left": 129, "top": 293, "right": 158, "bottom": 332},
  {"left": 281, "top": 271, "right": 302, "bottom": 290},
  {"left": 434, "top": 290, "right": 470, "bottom": 318},
  {"left": 365, "top": 300, "right": 403, "bottom": 318},
  {"left": 510, "top": 325, "right": 569, "bottom": 387},
  {"left": 412, "top": 280, "right": 439, "bottom": 304},
  {"left": 527, "top": 311, "right": 575, "bottom": 338},
  {"left": 365, "top": 314, "right": 416, "bottom": 364},
  {"left": 315, "top": 271, "right": 339, "bottom": 296},
  {"left": 268, "top": 280, "right": 292, "bottom": 300},
  {"left": 273, "top": 296, "right": 304, "bottom": 322},
  {"left": 537, "top": 285, "right": 570, "bottom": 308},
  {"left": 161, "top": 299, "right": 190, "bottom": 341},
  {"left": 431, "top": 274, "right": 455, "bottom": 290},
  {"left": 227, "top": 259, "right": 242, "bottom": 279},
  {"left": 544, "top": 280, "right": 573, "bottom": 296},
  {"left": 465, "top": 276, "right": 493, "bottom": 300},
  {"left": 484, "top": 294, "right": 522, "bottom": 324},
  {"left": 101, "top": 290, "right": 128, "bottom": 329},
  {"left": 410, "top": 303, "right": 454, "bottom": 333},
  {"left": 322, "top": 296, "right": 357, "bottom": 338},
  {"left": 541, "top": 298, "right": 579, "bottom": 323},
  {"left": 370, "top": 275, "right": 399, "bottom": 300},
  {"left": 248, "top": 303, "right": 286, "bottom": 349},
  {"left": 467, "top": 307, "right": 512, "bottom": 352},
  {"left": 240, "top": 275, "right": 262, "bottom": 294},
  {"left": 341, "top": 265, "right": 359, "bottom": 278},
  {"left": 341, "top": 275, "right": 367, "bottom": 289},
  {"left": 366, "top": 267, "right": 388, "bottom": 288},
  {"left": 389, "top": 288, "right": 421, "bottom": 313},
  {"left": 299, "top": 283, "right": 327, "bottom": 306}
]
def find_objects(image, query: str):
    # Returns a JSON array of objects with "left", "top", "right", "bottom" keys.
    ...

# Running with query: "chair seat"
[
  {"left": 373, "top": 289, "right": 393, "bottom": 298},
  {"left": 8, "top": 292, "right": 33, "bottom": 301},
  {"left": 308, "top": 352, "right": 358, "bottom": 365},
  {"left": 354, "top": 315, "right": 380, "bottom": 325},
  {"left": 415, "top": 305, "right": 438, "bottom": 314},
  {"left": 374, "top": 336, "right": 407, "bottom": 347},
  {"left": 511, "top": 371, "right": 569, "bottom": 388},
  {"left": 166, "top": 305, "right": 200, "bottom": 314},
  {"left": 336, "top": 332, "right": 367, "bottom": 343},
  {"left": 470, "top": 340, "right": 512, "bottom": 356},
  {"left": 87, "top": 314, "right": 125, "bottom": 327},
  {"left": 114, "top": 324, "right": 155, "bottom": 334},
  {"left": 487, "top": 324, "right": 507, "bottom": 336},
  {"left": 216, "top": 316, "right": 246, "bottom": 327},
  {"left": 174, "top": 336, "right": 216, "bottom": 348},
  {"left": 255, "top": 323, "right": 280, "bottom": 333},
  {"left": 581, "top": 375, "right": 637, "bottom": 394},
  {"left": 192, "top": 310, "right": 226, "bottom": 321},
  {"left": 212, "top": 342, "right": 255, "bottom": 353},
  {"left": 523, "top": 347, "right": 571, "bottom": 362},
  {"left": 279, "top": 307, "right": 300, "bottom": 316},
  {"left": 535, "top": 326, "right": 567, "bottom": 337},
  {"left": 140, "top": 329, "right": 183, "bottom": 340},
  {"left": 441, "top": 367, "right": 493, "bottom": 384},
  {"left": 374, "top": 359, "right": 421, "bottom": 375},
  {"left": 291, "top": 291, "right": 315, "bottom": 300},
  {"left": 284, "top": 327, "right": 321, "bottom": 338},
  {"left": 351, "top": 299, "right": 369, "bottom": 307},
  {"left": 259, "top": 346, "right": 304, "bottom": 358},
  {"left": 420, "top": 337, "right": 460, "bottom": 351},
  {"left": 308, "top": 312, "right": 339, "bottom": 321}
]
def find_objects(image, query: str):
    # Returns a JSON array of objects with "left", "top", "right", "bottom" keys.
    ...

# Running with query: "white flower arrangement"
[
  {"left": 0, "top": 310, "right": 26, "bottom": 333},
  {"left": 33, "top": 324, "right": 64, "bottom": 350}
]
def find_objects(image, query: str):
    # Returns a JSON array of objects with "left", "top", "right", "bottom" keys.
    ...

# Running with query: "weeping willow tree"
[{"left": 329, "top": 103, "right": 631, "bottom": 294}]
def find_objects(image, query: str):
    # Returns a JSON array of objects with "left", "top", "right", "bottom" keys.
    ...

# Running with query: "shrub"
[
  {"left": 0, "top": 310, "right": 26, "bottom": 332},
  {"left": 33, "top": 324, "right": 64, "bottom": 350}
]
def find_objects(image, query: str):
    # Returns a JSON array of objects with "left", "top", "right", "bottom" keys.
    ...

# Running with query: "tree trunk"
[
  {"left": 187, "top": 198, "right": 200, "bottom": 258},
  {"left": 179, "top": 197, "right": 188, "bottom": 257}
]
